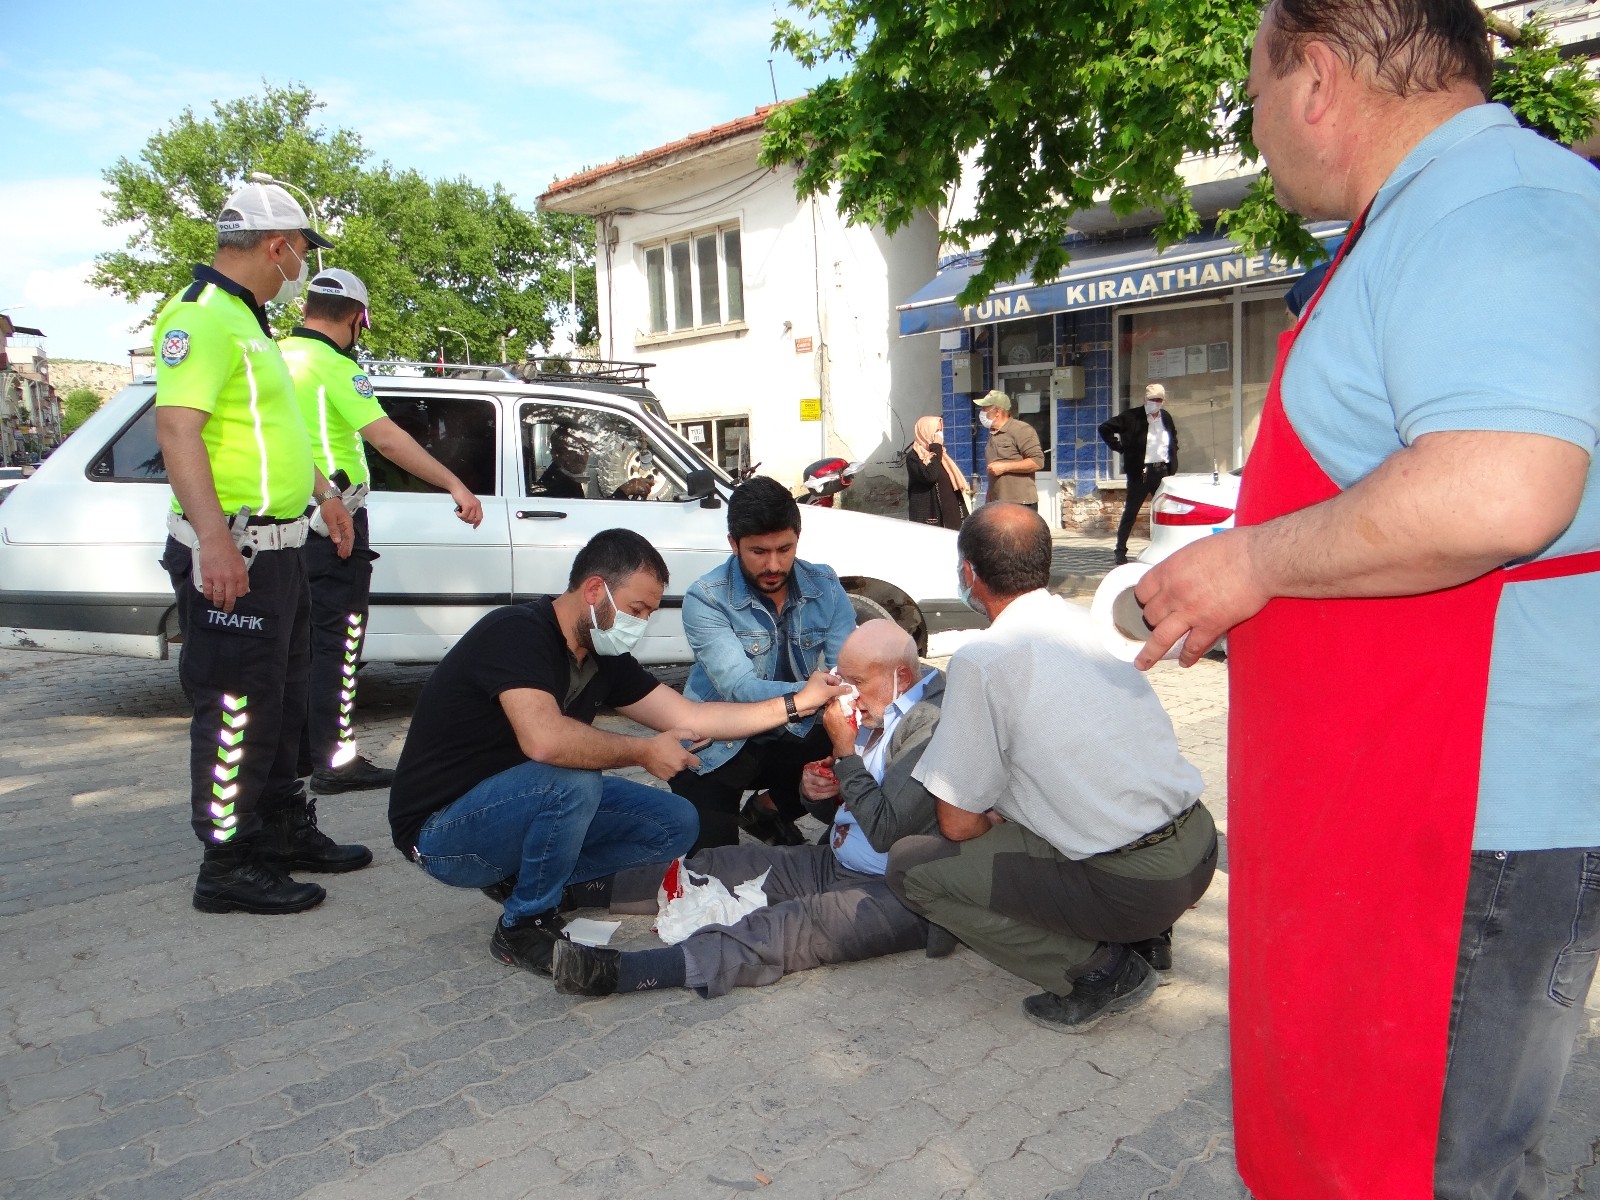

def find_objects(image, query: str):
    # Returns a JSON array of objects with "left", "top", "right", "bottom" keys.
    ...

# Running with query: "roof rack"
[
  {"left": 508, "top": 357, "right": 654, "bottom": 387},
  {"left": 362, "top": 361, "right": 520, "bottom": 381},
  {"left": 358, "top": 357, "right": 655, "bottom": 387}
]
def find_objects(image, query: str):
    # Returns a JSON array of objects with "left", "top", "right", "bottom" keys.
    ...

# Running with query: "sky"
[{"left": 0, "top": 0, "right": 825, "bottom": 364}]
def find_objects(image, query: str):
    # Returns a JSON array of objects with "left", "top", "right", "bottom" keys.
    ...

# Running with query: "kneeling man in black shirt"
[{"left": 389, "top": 528, "right": 847, "bottom": 976}]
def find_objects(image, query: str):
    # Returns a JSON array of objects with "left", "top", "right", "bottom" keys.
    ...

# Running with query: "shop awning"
[{"left": 898, "top": 222, "right": 1347, "bottom": 337}]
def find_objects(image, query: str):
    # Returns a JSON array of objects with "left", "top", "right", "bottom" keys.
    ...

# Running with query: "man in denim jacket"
[{"left": 673, "top": 477, "right": 857, "bottom": 850}]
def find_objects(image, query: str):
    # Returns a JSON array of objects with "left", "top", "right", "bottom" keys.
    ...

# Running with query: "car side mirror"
[{"left": 686, "top": 468, "right": 720, "bottom": 509}]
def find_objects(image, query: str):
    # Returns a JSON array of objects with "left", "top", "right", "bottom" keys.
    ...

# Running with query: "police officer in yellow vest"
[
  {"left": 280, "top": 269, "right": 483, "bottom": 794},
  {"left": 155, "top": 182, "right": 372, "bottom": 916}
]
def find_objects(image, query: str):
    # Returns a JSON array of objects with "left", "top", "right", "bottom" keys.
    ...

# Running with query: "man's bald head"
[
  {"left": 839, "top": 619, "right": 919, "bottom": 676},
  {"left": 836, "top": 619, "right": 921, "bottom": 729},
  {"left": 958, "top": 503, "right": 1052, "bottom": 601}
]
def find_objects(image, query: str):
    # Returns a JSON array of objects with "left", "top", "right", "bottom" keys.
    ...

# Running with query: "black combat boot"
[
  {"left": 261, "top": 787, "right": 373, "bottom": 873},
  {"left": 310, "top": 755, "right": 395, "bottom": 794},
  {"left": 193, "top": 841, "right": 326, "bottom": 915}
]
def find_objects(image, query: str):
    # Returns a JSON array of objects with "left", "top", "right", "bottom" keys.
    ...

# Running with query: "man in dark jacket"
[{"left": 1099, "top": 383, "right": 1180, "bottom": 565}]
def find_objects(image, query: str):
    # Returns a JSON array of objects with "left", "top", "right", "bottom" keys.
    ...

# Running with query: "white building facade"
[{"left": 540, "top": 106, "right": 941, "bottom": 498}]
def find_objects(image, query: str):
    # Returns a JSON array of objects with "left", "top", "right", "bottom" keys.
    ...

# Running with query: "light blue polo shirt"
[
  {"left": 1281, "top": 104, "right": 1600, "bottom": 851},
  {"left": 831, "top": 670, "right": 935, "bottom": 875}
]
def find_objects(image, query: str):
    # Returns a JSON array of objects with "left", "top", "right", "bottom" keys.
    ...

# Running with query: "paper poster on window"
[
  {"left": 687, "top": 424, "right": 707, "bottom": 445},
  {"left": 1017, "top": 391, "right": 1042, "bottom": 415},
  {"left": 1147, "top": 347, "right": 1185, "bottom": 379},
  {"left": 1186, "top": 345, "right": 1207, "bottom": 374},
  {"left": 1207, "top": 342, "right": 1231, "bottom": 373}
]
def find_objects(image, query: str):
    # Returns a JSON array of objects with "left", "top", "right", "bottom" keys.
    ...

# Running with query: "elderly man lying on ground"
[{"left": 551, "top": 619, "right": 946, "bottom": 997}]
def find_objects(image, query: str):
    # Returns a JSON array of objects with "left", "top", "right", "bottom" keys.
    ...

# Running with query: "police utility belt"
[
  {"left": 309, "top": 481, "right": 368, "bottom": 536},
  {"left": 168, "top": 508, "right": 308, "bottom": 591}
]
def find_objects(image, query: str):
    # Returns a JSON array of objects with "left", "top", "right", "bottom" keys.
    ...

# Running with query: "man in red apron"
[{"left": 1133, "top": 2, "right": 1600, "bottom": 1197}]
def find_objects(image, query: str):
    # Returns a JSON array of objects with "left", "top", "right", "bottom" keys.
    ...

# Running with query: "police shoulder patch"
[
  {"left": 161, "top": 330, "right": 191, "bottom": 367},
  {"left": 352, "top": 374, "right": 375, "bottom": 398}
]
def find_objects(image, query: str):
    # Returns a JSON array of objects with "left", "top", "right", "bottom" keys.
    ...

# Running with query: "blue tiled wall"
[
  {"left": 939, "top": 328, "right": 993, "bottom": 493},
  {"left": 1056, "top": 309, "right": 1115, "bottom": 494}
]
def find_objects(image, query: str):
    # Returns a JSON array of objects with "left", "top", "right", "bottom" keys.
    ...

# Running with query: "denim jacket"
[{"left": 682, "top": 555, "right": 856, "bottom": 774}]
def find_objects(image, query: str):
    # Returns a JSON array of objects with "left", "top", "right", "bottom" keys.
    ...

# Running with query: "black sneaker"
[
  {"left": 260, "top": 791, "right": 373, "bottom": 873},
  {"left": 193, "top": 851, "right": 326, "bottom": 915},
  {"left": 489, "top": 911, "right": 568, "bottom": 976},
  {"left": 1023, "top": 945, "right": 1157, "bottom": 1033},
  {"left": 482, "top": 876, "right": 518, "bottom": 904},
  {"left": 552, "top": 940, "right": 621, "bottom": 996},
  {"left": 310, "top": 756, "right": 395, "bottom": 794},
  {"left": 925, "top": 924, "right": 960, "bottom": 959},
  {"left": 738, "top": 792, "right": 806, "bottom": 847},
  {"left": 1131, "top": 927, "right": 1174, "bottom": 974}
]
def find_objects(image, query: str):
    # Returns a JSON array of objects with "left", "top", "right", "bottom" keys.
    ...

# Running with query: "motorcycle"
[{"left": 798, "top": 457, "right": 860, "bottom": 507}]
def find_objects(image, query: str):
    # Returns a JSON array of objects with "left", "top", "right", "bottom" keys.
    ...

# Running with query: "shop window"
[
  {"left": 1119, "top": 302, "right": 1236, "bottom": 475},
  {"left": 642, "top": 223, "right": 745, "bottom": 337},
  {"left": 1241, "top": 298, "right": 1293, "bottom": 459}
]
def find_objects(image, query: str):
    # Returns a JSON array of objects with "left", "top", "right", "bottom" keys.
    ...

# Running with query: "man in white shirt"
[
  {"left": 551, "top": 620, "right": 946, "bottom": 998},
  {"left": 888, "top": 503, "right": 1217, "bottom": 1030}
]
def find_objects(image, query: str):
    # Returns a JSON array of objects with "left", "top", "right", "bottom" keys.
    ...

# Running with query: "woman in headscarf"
[{"left": 905, "top": 416, "right": 969, "bottom": 530}]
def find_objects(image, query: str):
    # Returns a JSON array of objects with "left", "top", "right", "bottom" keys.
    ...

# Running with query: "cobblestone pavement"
[{"left": 2, "top": 641, "right": 1595, "bottom": 1199}]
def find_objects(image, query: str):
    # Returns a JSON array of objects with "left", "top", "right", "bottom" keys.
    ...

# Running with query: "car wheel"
[{"left": 847, "top": 591, "right": 894, "bottom": 628}]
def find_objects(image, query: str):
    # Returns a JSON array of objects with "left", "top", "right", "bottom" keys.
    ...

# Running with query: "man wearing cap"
[
  {"left": 155, "top": 181, "right": 370, "bottom": 917},
  {"left": 1099, "top": 384, "right": 1180, "bottom": 565},
  {"left": 280, "top": 269, "right": 486, "bottom": 796},
  {"left": 974, "top": 389, "right": 1042, "bottom": 507}
]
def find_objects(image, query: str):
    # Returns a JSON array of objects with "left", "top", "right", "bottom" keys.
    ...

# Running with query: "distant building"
[
  {"left": 0, "top": 323, "right": 60, "bottom": 462},
  {"left": 539, "top": 105, "right": 940, "bottom": 502}
]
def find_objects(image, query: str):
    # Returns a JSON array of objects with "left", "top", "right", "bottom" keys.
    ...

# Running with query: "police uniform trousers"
[
  {"left": 163, "top": 533, "right": 312, "bottom": 846},
  {"left": 298, "top": 508, "right": 376, "bottom": 774}
]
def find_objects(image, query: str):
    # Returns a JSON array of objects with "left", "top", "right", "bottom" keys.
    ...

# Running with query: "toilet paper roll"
[{"left": 1089, "top": 562, "right": 1186, "bottom": 663}]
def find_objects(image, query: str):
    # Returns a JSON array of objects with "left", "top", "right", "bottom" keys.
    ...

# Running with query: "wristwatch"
[
  {"left": 312, "top": 484, "right": 341, "bottom": 505},
  {"left": 783, "top": 692, "right": 800, "bottom": 722}
]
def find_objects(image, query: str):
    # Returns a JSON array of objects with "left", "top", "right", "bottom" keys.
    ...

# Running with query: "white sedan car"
[
  {"left": 0, "top": 370, "right": 979, "bottom": 664},
  {"left": 1138, "top": 469, "right": 1242, "bottom": 565}
]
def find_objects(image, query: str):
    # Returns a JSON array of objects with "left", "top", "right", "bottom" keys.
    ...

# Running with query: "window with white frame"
[{"left": 643, "top": 224, "right": 744, "bottom": 336}]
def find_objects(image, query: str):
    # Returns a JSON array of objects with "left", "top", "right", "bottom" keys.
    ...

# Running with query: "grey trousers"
[
  {"left": 610, "top": 844, "right": 928, "bottom": 998},
  {"left": 1435, "top": 846, "right": 1600, "bottom": 1200},
  {"left": 887, "top": 804, "right": 1218, "bottom": 993}
]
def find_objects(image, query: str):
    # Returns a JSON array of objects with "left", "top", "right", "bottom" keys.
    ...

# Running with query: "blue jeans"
[
  {"left": 414, "top": 761, "right": 698, "bottom": 926},
  {"left": 1436, "top": 847, "right": 1600, "bottom": 1199}
]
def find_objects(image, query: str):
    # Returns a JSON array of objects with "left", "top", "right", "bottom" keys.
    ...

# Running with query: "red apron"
[{"left": 1228, "top": 231, "right": 1600, "bottom": 1197}]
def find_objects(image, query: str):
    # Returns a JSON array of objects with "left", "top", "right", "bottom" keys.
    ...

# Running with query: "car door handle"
[{"left": 515, "top": 510, "right": 567, "bottom": 519}]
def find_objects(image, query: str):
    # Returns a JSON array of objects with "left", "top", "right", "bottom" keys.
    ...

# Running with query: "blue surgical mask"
[
  {"left": 589, "top": 582, "right": 649, "bottom": 656},
  {"left": 957, "top": 563, "right": 987, "bottom": 618}
]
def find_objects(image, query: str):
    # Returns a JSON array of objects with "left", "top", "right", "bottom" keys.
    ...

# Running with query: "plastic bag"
[{"left": 653, "top": 858, "right": 770, "bottom": 945}]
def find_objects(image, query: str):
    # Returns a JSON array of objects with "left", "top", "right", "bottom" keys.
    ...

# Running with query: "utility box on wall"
[
  {"left": 1051, "top": 365, "right": 1085, "bottom": 401},
  {"left": 950, "top": 352, "right": 980, "bottom": 394}
]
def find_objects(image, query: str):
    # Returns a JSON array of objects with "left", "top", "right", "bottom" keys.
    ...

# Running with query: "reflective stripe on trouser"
[
  {"left": 300, "top": 507, "right": 375, "bottom": 772},
  {"left": 162, "top": 536, "right": 312, "bottom": 844}
]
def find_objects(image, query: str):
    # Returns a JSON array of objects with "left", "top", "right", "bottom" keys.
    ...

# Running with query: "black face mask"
[{"left": 341, "top": 319, "right": 362, "bottom": 360}]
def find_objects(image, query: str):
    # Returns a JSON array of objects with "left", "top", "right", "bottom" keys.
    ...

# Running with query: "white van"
[{"left": 0, "top": 366, "right": 977, "bottom": 664}]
